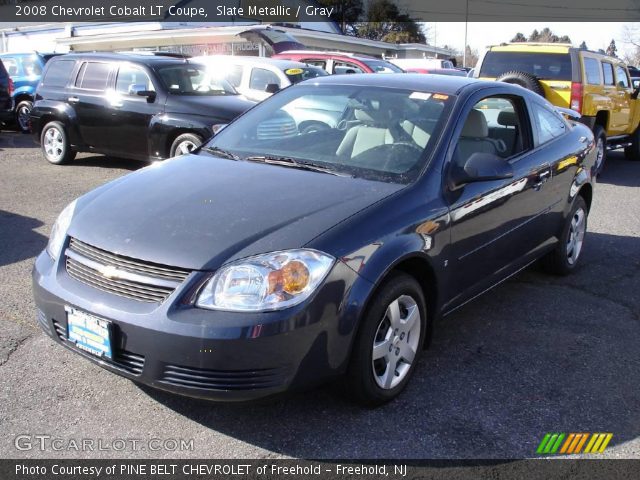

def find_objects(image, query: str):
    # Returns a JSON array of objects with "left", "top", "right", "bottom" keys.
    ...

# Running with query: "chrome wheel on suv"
[{"left": 40, "top": 121, "right": 76, "bottom": 165}]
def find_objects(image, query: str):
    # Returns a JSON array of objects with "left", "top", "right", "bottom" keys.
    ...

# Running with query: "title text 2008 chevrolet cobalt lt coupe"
[{"left": 33, "top": 75, "right": 596, "bottom": 405}]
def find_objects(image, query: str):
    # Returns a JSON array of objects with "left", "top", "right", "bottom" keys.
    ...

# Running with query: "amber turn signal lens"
[{"left": 282, "top": 260, "right": 310, "bottom": 294}]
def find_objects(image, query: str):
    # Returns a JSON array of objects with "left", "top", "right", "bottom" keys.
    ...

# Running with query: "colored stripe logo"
[{"left": 536, "top": 433, "right": 613, "bottom": 455}]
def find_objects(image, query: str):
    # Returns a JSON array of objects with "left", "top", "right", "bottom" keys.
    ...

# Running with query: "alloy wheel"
[
  {"left": 43, "top": 127, "right": 65, "bottom": 162},
  {"left": 17, "top": 105, "right": 31, "bottom": 131},
  {"left": 566, "top": 207, "right": 586, "bottom": 265},
  {"left": 176, "top": 140, "right": 197, "bottom": 155},
  {"left": 372, "top": 295, "right": 421, "bottom": 390},
  {"left": 595, "top": 138, "right": 605, "bottom": 172}
]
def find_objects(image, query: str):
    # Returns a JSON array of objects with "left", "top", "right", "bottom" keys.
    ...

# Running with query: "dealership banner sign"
[
  {"left": 3, "top": 459, "right": 640, "bottom": 480},
  {"left": 1, "top": 0, "right": 639, "bottom": 22}
]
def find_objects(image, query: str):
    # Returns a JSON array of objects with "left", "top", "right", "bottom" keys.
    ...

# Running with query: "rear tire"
[
  {"left": 542, "top": 196, "right": 588, "bottom": 276},
  {"left": 170, "top": 133, "right": 203, "bottom": 157},
  {"left": 624, "top": 127, "right": 640, "bottom": 161},
  {"left": 592, "top": 125, "right": 607, "bottom": 175},
  {"left": 346, "top": 272, "right": 426, "bottom": 407},
  {"left": 40, "top": 121, "right": 76, "bottom": 165}
]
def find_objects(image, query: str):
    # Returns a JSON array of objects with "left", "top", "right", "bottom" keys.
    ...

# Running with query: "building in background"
[{"left": 0, "top": 22, "right": 454, "bottom": 60}]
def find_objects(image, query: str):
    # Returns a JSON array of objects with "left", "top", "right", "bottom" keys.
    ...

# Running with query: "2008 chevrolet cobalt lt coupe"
[{"left": 33, "top": 74, "right": 596, "bottom": 405}]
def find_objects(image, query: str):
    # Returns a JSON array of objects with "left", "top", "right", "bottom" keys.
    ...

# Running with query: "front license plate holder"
[{"left": 65, "top": 306, "right": 113, "bottom": 359}]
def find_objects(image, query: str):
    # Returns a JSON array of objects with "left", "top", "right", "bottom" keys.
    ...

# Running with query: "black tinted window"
[
  {"left": 76, "top": 62, "right": 110, "bottom": 90},
  {"left": 583, "top": 58, "right": 601, "bottom": 85},
  {"left": 602, "top": 63, "right": 615, "bottom": 86},
  {"left": 479, "top": 51, "right": 572, "bottom": 81},
  {"left": 42, "top": 60, "right": 75, "bottom": 87}
]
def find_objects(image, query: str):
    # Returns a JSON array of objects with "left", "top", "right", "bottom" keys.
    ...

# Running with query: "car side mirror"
[
  {"left": 264, "top": 83, "right": 280, "bottom": 94},
  {"left": 632, "top": 86, "right": 640, "bottom": 100},
  {"left": 451, "top": 152, "right": 514, "bottom": 187},
  {"left": 133, "top": 88, "right": 156, "bottom": 102}
]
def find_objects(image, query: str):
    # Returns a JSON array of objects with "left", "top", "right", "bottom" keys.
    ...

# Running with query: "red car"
[
  {"left": 404, "top": 67, "right": 467, "bottom": 77},
  {"left": 272, "top": 51, "right": 404, "bottom": 75}
]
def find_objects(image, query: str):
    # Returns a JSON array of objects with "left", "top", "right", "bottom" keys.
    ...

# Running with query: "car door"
[
  {"left": 109, "top": 63, "right": 163, "bottom": 159},
  {"left": 613, "top": 64, "right": 634, "bottom": 134},
  {"left": 601, "top": 61, "right": 624, "bottom": 134},
  {"left": 70, "top": 61, "right": 115, "bottom": 151},
  {"left": 444, "top": 91, "right": 562, "bottom": 305}
]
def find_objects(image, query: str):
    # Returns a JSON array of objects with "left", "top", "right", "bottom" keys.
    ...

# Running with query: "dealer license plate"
[{"left": 65, "top": 307, "right": 112, "bottom": 359}]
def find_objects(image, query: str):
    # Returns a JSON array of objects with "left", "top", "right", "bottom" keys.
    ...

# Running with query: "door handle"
[
  {"left": 532, "top": 168, "right": 551, "bottom": 190},
  {"left": 68, "top": 96, "right": 79, "bottom": 103}
]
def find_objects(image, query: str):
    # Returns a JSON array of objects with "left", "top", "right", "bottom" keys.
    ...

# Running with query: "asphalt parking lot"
[{"left": 1, "top": 130, "right": 639, "bottom": 459}]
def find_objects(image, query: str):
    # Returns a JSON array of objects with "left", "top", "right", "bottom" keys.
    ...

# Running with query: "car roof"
[
  {"left": 300, "top": 73, "right": 489, "bottom": 95},
  {"left": 278, "top": 51, "right": 379, "bottom": 61},
  {"left": 47, "top": 52, "right": 190, "bottom": 65},
  {"left": 192, "top": 55, "right": 312, "bottom": 69}
]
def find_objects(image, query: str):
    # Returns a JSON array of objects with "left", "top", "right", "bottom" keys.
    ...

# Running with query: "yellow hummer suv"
[{"left": 474, "top": 43, "right": 640, "bottom": 173}]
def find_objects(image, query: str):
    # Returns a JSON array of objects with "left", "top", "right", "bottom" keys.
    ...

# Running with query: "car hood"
[
  {"left": 164, "top": 95, "right": 255, "bottom": 122},
  {"left": 69, "top": 154, "right": 403, "bottom": 271}
]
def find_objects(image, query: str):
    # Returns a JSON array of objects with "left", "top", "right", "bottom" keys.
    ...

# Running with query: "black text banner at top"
[{"left": 0, "top": 0, "right": 639, "bottom": 23}]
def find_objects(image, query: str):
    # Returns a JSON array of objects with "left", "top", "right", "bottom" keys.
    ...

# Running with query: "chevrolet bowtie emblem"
[{"left": 100, "top": 265, "right": 120, "bottom": 279}]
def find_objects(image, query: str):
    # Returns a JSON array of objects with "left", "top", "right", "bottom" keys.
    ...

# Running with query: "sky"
[{"left": 428, "top": 22, "right": 638, "bottom": 57}]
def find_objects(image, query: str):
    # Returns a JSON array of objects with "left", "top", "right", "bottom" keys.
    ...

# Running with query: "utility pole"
[{"left": 463, "top": 0, "right": 469, "bottom": 67}]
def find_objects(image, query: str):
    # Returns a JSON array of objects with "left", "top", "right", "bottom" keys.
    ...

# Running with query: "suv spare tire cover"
[{"left": 497, "top": 71, "right": 546, "bottom": 98}]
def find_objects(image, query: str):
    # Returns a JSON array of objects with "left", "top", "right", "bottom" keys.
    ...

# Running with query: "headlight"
[
  {"left": 196, "top": 249, "right": 335, "bottom": 312},
  {"left": 46, "top": 199, "right": 77, "bottom": 260}
]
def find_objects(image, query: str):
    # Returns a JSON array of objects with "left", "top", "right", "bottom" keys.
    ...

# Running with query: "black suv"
[
  {"left": 30, "top": 53, "right": 255, "bottom": 164},
  {"left": 0, "top": 59, "right": 13, "bottom": 127}
]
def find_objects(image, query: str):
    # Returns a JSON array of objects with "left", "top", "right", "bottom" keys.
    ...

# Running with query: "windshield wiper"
[
  {"left": 202, "top": 146, "right": 240, "bottom": 160},
  {"left": 245, "top": 155, "right": 351, "bottom": 177}
]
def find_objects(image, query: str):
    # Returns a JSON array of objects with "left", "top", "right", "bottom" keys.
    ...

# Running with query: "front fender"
[{"left": 149, "top": 113, "right": 214, "bottom": 159}]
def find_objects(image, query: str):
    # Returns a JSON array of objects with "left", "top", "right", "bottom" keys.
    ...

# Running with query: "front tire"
[
  {"left": 624, "top": 127, "right": 640, "bottom": 161},
  {"left": 41, "top": 121, "right": 76, "bottom": 165},
  {"left": 170, "top": 133, "right": 203, "bottom": 157},
  {"left": 15, "top": 100, "right": 33, "bottom": 133},
  {"left": 346, "top": 273, "right": 426, "bottom": 406},
  {"left": 592, "top": 125, "right": 607, "bottom": 175},
  {"left": 542, "top": 196, "right": 588, "bottom": 276}
]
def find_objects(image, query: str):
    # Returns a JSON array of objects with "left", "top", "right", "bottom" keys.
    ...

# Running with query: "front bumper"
[{"left": 32, "top": 250, "right": 368, "bottom": 401}]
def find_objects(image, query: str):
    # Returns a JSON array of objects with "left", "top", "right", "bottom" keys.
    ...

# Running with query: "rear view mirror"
[
  {"left": 264, "top": 83, "right": 280, "bottom": 94},
  {"left": 451, "top": 152, "right": 514, "bottom": 187}
]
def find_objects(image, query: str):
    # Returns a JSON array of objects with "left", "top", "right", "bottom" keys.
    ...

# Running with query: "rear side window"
[
  {"left": 479, "top": 51, "right": 572, "bottom": 81},
  {"left": 42, "top": 60, "right": 75, "bottom": 87},
  {"left": 602, "top": 63, "right": 615, "bottom": 86},
  {"left": 533, "top": 103, "right": 567, "bottom": 146},
  {"left": 2, "top": 57, "right": 18, "bottom": 76},
  {"left": 615, "top": 66, "right": 630, "bottom": 88},
  {"left": 583, "top": 58, "right": 601, "bottom": 85},
  {"left": 75, "top": 62, "right": 111, "bottom": 91}
]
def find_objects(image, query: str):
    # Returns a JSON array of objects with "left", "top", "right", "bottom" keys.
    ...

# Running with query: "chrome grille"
[
  {"left": 68, "top": 238, "right": 189, "bottom": 281},
  {"left": 65, "top": 238, "right": 190, "bottom": 303}
]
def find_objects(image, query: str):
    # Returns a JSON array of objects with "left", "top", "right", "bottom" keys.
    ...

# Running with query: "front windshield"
[
  {"left": 202, "top": 84, "right": 452, "bottom": 183},
  {"left": 364, "top": 60, "right": 404, "bottom": 73},
  {"left": 156, "top": 64, "right": 237, "bottom": 96},
  {"left": 284, "top": 66, "right": 328, "bottom": 84}
]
